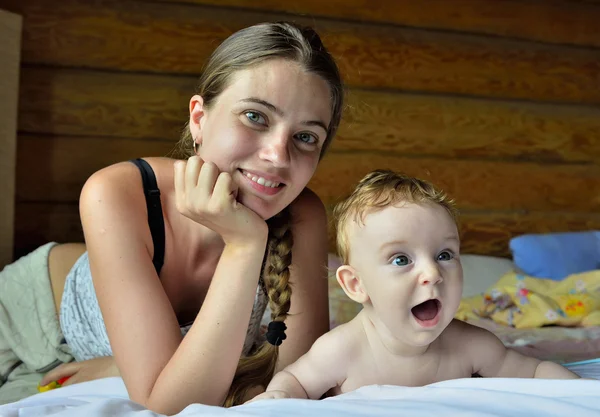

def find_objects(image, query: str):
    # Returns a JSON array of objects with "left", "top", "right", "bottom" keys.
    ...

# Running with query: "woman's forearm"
[{"left": 146, "top": 239, "right": 267, "bottom": 414}]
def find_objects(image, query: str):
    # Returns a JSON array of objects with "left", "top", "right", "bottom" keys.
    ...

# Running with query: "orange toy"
[{"left": 37, "top": 376, "right": 71, "bottom": 392}]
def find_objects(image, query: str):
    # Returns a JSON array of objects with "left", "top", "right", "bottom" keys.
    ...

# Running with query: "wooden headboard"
[
  {"left": 4, "top": 0, "right": 600, "bottom": 260},
  {"left": 0, "top": 9, "right": 21, "bottom": 267}
]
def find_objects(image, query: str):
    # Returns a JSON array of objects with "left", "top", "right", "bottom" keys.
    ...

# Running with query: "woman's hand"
[
  {"left": 174, "top": 156, "right": 268, "bottom": 246},
  {"left": 39, "top": 356, "right": 120, "bottom": 387}
]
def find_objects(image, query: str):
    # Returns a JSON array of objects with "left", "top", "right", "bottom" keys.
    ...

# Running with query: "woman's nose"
[{"left": 259, "top": 133, "right": 291, "bottom": 167}]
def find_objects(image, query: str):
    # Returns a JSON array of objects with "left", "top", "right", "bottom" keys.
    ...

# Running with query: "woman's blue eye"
[
  {"left": 392, "top": 255, "right": 410, "bottom": 266},
  {"left": 438, "top": 251, "right": 453, "bottom": 261},
  {"left": 295, "top": 132, "right": 317, "bottom": 144},
  {"left": 245, "top": 111, "right": 266, "bottom": 125}
]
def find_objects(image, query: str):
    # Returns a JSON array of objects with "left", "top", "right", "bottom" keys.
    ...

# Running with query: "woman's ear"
[
  {"left": 189, "top": 94, "right": 205, "bottom": 149},
  {"left": 336, "top": 265, "right": 369, "bottom": 304}
]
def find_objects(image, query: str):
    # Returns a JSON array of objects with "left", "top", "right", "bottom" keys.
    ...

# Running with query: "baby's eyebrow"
[
  {"left": 445, "top": 237, "right": 461, "bottom": 246},
  {"left": 378, "top": 240, "right": 407, "bottom": 251}
]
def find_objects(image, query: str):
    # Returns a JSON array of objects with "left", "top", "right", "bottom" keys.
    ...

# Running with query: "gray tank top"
[{"left": 60, "top": 252, "right": 268, "bottom": 361}]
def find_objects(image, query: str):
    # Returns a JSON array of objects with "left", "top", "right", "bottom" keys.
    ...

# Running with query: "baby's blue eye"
[
  {"left": 295, "top": 132, "right": 317, "bottom": 144},
  {"left": 438, "top": 251, "right": 453, "bottom": 261},
  {"left": 245, "top": 111, "right": 266, "bottom": 125},
  {"left": 392, "top": 255, "right": 410, "bottom": 266}
]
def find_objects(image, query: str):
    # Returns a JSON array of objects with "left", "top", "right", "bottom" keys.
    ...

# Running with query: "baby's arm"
[
  {"left": 532, "top": 360, "right": 580, "bottom": 379},
  {"left": 255, "top": 368, "right": 310, "bottom": 400},
  {"left": 250, "top": 327, "right": 351, "bottom": 401},
  {"left": 457, "top": 321, "right": 579, "bottom": 379}
]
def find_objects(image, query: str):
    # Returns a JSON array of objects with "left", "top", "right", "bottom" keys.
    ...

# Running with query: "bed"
[
  {"left": 469, "top": 319, "right": 600, "bottom": 364},
  {"left": 2, "top": 251, "right": 598, "bottom": 416},
  {"left": 1, "top": 376, "right": 599, "bottom": 417}
]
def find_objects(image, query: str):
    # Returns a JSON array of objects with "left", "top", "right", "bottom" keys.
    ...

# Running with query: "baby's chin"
[{"left": 407, "top": 331, "right": 442, "bottom": 347}]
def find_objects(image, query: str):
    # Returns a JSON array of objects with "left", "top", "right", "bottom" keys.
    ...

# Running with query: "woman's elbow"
[{"left": 140, "top": 388, "right": 225, "bottom": 415}]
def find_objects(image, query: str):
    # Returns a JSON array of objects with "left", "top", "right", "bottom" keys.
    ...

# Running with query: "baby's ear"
[{"left": 336, "top": 265, "right": 369, "bottom": 304}]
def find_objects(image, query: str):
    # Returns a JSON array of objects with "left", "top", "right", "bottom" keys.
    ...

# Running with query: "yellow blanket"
[{"left": 456, "top": 270, "right": 600, "bottom": 328}]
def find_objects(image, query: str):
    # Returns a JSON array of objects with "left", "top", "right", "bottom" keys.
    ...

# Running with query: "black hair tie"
[{"left": 266, "top": 321, "right": 287, "bottom": 346}]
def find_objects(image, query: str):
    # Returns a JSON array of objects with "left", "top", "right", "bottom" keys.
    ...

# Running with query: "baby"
[{"left": 251, "top": 170, "right": 579, "bottom": 401}]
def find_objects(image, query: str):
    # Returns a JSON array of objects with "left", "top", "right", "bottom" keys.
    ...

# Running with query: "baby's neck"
[{"left": 359, "top": 311, "right": 435, "bottom": 358}]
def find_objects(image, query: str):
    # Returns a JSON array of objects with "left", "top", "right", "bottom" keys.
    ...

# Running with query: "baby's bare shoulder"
[
  {"left": 439, "top": 320, "right": 507, "bottom": 370},
  {"left": 440, "top": 320, "right": 492, "bottom": 350},
  {"left": 326, "top": 316, "right": 364, "bottom": 343},
  {"left": 311, "top": 316, "right": 365, "bottom": 358}
]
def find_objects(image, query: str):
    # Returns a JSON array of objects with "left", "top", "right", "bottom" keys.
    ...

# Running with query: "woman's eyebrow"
[
  {"left": 302, "top": 120, "right": 328, "bottom": 133},
  {"left": 240, "top": 97, "right": 283, "bottom": 116},
  {"left": 240, "top": 97, "right": 328, "bottom": 132}
]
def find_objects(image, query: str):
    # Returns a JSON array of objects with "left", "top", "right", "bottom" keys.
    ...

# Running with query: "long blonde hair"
[
  {"left": 176, "top": 22, "right": 343, "bottom": 406},
  {"left": 333, "top": 170, "right": 458, "bottom": 264}
]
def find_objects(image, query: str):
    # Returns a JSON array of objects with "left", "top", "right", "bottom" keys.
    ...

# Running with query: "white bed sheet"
[{"left": 1, "top": 377, "right": 599, "bottom": 417}]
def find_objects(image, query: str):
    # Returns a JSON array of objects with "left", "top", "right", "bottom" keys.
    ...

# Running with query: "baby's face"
[{"left": 347, "top": 203, "right": 463, "bottom": 347}]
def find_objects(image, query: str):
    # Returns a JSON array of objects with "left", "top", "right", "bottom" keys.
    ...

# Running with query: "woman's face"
[{"left": 188, "top": 59, "right": 333, "bottom": 219}]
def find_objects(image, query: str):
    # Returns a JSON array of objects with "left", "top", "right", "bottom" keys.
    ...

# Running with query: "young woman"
[{"left": 0, "top": 22, "right": 343, "bottom": 414}]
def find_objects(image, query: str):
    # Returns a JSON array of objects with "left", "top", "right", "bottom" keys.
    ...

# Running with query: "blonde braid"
[
  {"left": 223, "top": 208, "right": 293, "bottom": 406},
  {"left": 263, "top": 208, "right": 293, "bottom": 327}
]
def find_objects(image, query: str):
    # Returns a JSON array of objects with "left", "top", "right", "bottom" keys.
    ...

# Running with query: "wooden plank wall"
[
  {"left": 0, "top": 9, "right": 22, "bottom": 268},
  {"left": 4, "top": 0, "right": 600, "bottom": 259}
]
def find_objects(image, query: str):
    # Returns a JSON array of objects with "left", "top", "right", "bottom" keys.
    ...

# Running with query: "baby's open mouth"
[{"left": 411, "top": 299, "right": 441, "bottom": 325}]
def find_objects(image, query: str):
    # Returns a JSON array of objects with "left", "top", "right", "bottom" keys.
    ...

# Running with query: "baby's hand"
[{"left": 246, "top": 390, "right": 291, "bottom": 403}]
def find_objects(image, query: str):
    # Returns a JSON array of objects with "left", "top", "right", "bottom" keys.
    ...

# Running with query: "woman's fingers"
[
  {"left": 184, "top": 155, "right": 203, "bottom": 190},
  {"left": 40, "top": 362, "right": 79, "bottom": 386},
  {"left": 197, "top": 161, "right": 219, "bottom": 200},
  {"left": 174, "top": 160, "right": 187, "bottom": 210},
  {"left": 212, "top": 172, "right": 237, "bottom": 208},
  {"left": 173, "top": 157, "right": 267, "bottom": 242}
]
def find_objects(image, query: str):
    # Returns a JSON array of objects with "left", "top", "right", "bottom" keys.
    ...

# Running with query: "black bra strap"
[{"left": 130, "top": 158, "right": 165, "bottom": 276}]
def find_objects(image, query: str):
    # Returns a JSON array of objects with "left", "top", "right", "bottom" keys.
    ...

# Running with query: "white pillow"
[{"left": 461, "top": 254, "right": 515, "bottom": 298}]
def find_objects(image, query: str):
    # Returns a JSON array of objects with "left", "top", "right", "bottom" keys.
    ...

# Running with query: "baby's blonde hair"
[{"left": 332, "top": 170, "right": 459, "bottom": 264}]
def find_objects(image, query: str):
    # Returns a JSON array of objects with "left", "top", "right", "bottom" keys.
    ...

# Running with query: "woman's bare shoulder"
[
  {"left": 81, "top": 158, "right": 176, "bottom": 204},
  {"left": 86, "top": 157, "right": 175, "bottom": 185},
  {"left": 81, "top": 161, "right": 140, "bottom": 205},
  {"left": 289, "top": 187, "right": 327, "bottom": 228},
  {"left": 79, "top": 158, "right": 177, "bottom": 245}
]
